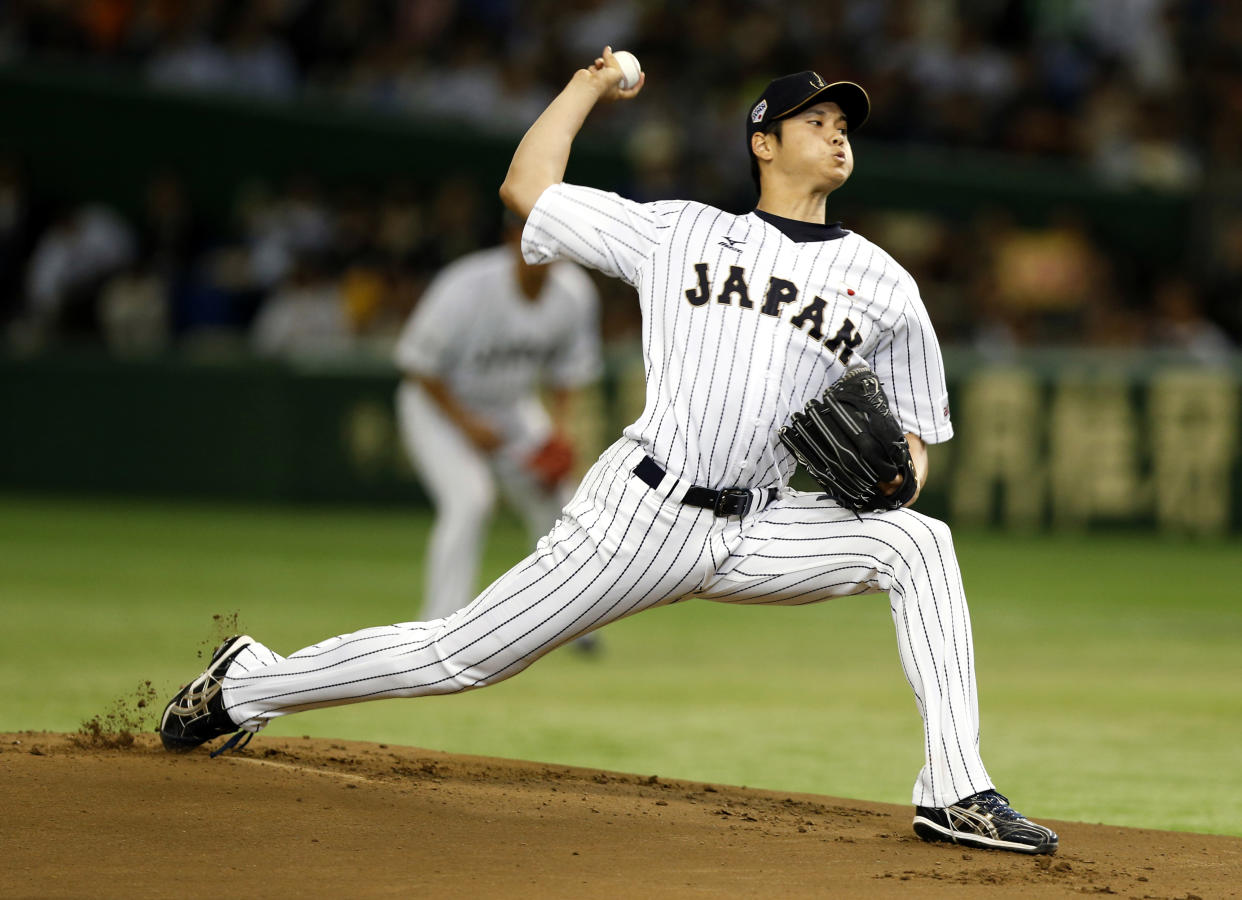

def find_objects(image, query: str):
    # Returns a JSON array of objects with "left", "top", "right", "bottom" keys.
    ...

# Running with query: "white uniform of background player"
[
  {"left": 179, "top": 52, "right": 1056, "bottom": 853},
  {"left": 394, "top": 227, "right": 601, "bottom": 622}
]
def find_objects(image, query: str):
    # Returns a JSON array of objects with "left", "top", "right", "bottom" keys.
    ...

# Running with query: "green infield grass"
[{"left": 2, "top": 494, "right": 1240, "bottom": 836}]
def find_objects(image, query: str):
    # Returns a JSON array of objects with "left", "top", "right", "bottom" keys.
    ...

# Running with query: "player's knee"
[
  {"left": 877, "top": 511, "right": 956, "bottom": 577},
  {"left": 913, "top": 513, "right": 954, "bottom": 552},
  {"left": 443, "top": 480, "right": 496, "bottom": 524},
  {"left": 434, "top": 634, "right": 535, "bottom": 692}
]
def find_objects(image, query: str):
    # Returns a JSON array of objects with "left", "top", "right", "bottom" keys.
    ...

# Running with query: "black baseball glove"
[{"left": 778, "top": 367, "right": 918, "bottom": 511}]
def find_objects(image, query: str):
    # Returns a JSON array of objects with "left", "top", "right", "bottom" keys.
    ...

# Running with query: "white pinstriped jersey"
[
  {"left": 522, "top": 183, "right": 952, "bottom": 491},
  {"left": 394, "top": 245, "right": 602, "bottom": 416}
]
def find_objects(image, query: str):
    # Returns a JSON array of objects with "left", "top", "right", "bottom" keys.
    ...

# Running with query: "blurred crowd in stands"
[{"left": 0, "top": 0, "right": 1239, "bottom": 360}]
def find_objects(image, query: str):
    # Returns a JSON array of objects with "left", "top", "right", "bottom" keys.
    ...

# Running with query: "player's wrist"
[{"left": 569, "top": 69, "right": 611, "bottom": 103}]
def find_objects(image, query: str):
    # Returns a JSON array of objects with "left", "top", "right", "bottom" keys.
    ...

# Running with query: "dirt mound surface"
[{"left": 3, "top": 731, "right": 1238, "bottom": 898}]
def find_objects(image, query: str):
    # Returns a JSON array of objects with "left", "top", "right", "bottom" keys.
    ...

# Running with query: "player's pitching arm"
[
  {"left": 544, "top": 383, "right": 585, "bottom": 454},
  {"left": 412, "top": 374, "right": 502, "bottom": 454},
  {"left": 499, "top": 46, "right": 644, "bottom": 219},
  {"left": 546, "top": 385, "right": 574, "bottom": 433}
]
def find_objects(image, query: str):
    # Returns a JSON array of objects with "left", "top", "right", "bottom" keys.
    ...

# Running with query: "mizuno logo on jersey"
[
  {"left": 718, "top": 236, "right": 746, "bottom": 251},
  {"left": 683, "top": 262, "right": 863, "bottom": 363}
]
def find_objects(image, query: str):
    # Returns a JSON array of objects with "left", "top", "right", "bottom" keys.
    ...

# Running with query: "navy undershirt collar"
[{"left": 753, "top": 209, "right": 849, "bottom": 243}]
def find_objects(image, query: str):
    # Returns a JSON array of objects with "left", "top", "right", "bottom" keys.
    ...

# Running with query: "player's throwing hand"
[{"left": 583, "top": 46, "right": 645, "bottom": 101}]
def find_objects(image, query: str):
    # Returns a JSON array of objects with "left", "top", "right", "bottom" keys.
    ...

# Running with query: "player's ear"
[{"left": 751, "top": 131, "right": 776, "bottom": 163}]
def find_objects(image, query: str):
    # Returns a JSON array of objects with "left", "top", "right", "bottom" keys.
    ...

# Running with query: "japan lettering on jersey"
[{"left": 523, "top": 183, "right": 952, "bottom": 491}]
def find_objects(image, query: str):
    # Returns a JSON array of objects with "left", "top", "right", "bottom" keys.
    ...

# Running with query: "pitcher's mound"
[{"left": 4, "top": 732, "right": 1238, "bottom": 898}]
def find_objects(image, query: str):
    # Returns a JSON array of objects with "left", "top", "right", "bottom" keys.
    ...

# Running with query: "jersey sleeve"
[
  {"left": 521, "top": 183, "right": 659, "bottom": 286},
  {"left": 869, "top": 277, "right": 954, "bottom": 444},
  {"left": 547, "top": 265, "right": 603, "bottom": 388},
  {"left": 392, "top": 266, "right": 466, "bottom": 377}
]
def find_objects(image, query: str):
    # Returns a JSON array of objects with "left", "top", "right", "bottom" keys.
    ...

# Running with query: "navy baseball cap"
[{"left": 747, "top": 71, "right": 870, "bottom": 143}]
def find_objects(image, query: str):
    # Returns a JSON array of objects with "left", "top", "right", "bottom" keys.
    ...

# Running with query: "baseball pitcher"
[{"left": 160, "top": 49, "right": 1057, "bottom": 856}]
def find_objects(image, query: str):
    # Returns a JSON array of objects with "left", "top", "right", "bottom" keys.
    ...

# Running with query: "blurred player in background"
[{"left": 393, "top": 215, "right": 603, "bottom": 642}]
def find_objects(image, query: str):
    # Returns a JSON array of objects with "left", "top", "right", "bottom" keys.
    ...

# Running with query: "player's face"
[{"left": 772, "top": 102, "right": 853, "bottom": 191}]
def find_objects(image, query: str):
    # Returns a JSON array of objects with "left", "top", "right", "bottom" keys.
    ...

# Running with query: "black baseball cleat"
[
  {"left": 159, "top": 635, "right": 255, "bottom": 752},
  {"left": 913, "top": 790, "right": 1058, "bottom": 855}
]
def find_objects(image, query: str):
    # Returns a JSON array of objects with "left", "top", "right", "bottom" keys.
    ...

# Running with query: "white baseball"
[{"left": 613, "top": 50, "right": 641, "bottom": 90}]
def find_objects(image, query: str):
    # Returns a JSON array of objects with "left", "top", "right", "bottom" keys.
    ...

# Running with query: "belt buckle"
[{"left": 714, "top": 488, "right": 753, "bottom": 518}]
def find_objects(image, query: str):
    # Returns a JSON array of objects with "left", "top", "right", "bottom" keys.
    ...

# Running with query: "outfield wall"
[{"left": 2, "top": 351, "right": 1239, "bottom": 533}]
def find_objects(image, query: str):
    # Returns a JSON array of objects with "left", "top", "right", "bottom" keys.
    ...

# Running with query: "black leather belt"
[{"left": 633, "top": 455, "right": 776, "bottom": 518}]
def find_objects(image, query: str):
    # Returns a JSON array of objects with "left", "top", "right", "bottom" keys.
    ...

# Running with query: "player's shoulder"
[
  {"left": 563, "top": 183, "right": 711, "bottom": 219},
  {"left": 617, "top": 198, "right": 747, "bottom": 243},
  {"left": 428, "top": 245, "right": 508, "bottom": 286},
  {"left": 449, "top": 245, "right": 510, "bottom": 275},
  {"left": 416, "top": 247, "right": 509, "bottom": 318},
  {"left": 653, "top": 197, "right": 733, "bottom": 221},
  {"left": 546, "top": 259, "right": 599, "bottom": 303}
]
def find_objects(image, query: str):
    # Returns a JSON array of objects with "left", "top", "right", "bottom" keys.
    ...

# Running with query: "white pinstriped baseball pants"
[{"left": 222, "top": 437, "right": 993, "bottom": 808}]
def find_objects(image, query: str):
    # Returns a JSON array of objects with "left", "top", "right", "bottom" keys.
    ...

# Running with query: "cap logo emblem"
[
  {"left": 809, "top": 72, "right": 826, "bottom": 89},
  {"left": 751, "top": 99, "right": 768, "bottom": 123}
]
